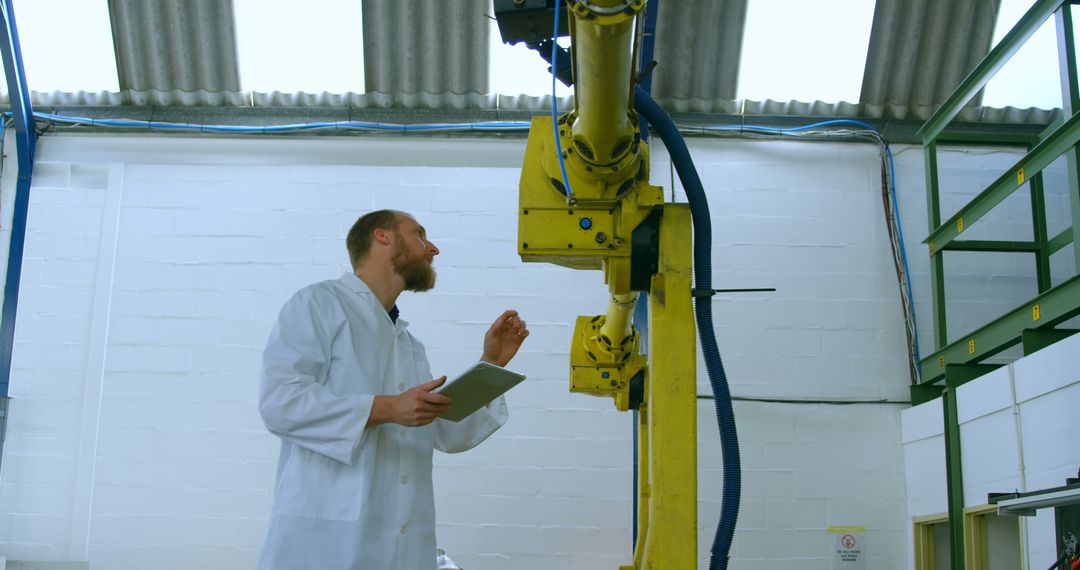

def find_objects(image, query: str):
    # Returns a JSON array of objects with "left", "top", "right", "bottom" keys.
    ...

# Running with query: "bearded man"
[{"left": 257, "top": 209, "right": 529, "bottom": 570}]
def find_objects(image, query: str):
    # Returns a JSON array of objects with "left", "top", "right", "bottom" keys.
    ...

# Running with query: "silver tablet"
[{"left": 435, "top": 361, "right": 526, "bottom": 422}]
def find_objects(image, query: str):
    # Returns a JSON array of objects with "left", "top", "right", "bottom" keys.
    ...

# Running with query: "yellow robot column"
[{"left": 622, "top": 205, "right": 697, "bottom": 570}]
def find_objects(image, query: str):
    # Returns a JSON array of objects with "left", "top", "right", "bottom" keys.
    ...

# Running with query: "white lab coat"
[{"left": 257, "top": 272, "right": 508, "bottom": 570}]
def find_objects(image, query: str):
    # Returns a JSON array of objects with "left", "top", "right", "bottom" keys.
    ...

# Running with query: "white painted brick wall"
[
  {"left": 655, "top": 140, "right": 913, "bottom": 403},
  {"left": 0, "top": 131, "right": 1071, "bottom": 569},
  {"left": 0, "top": 157, "right": 110, "bottom": 563},
  {"left": 901, "top": 333, "right": 1080, "bottom": 569}
]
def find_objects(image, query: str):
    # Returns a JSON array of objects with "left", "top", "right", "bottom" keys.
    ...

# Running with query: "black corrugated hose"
[{"left": 634, "top": 86, "right": 740, "bottom": 570}]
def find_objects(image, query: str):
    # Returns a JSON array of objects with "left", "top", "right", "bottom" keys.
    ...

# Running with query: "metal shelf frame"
[
  {"left": 917, "top": 0, "right": 1080, "bottom": 390},
  {"left": 913, "top": 1, "right": 1080, "bottom": 569}
]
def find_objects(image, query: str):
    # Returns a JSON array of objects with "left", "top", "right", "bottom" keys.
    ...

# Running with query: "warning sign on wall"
[{"left": 827, "top": 525, "right": 865, "bottom": 569}]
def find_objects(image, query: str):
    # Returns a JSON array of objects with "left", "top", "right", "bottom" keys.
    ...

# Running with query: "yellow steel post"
[
  {"left": 620, "top": 408, "right": 651, "bottom": 570},
  {"left": 640, "top": 205, "right": 697, "bottom": 569},
  {"left": 633, "top": 407, "right": 650, "bottom": 568}
]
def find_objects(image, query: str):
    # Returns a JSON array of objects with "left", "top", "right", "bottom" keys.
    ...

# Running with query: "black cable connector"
[
  {"left": 691, "top": 287, "right": 776, "bottom": 298},
  {"left": 637, "top": 60, "right": 659, "bottom": 84}
]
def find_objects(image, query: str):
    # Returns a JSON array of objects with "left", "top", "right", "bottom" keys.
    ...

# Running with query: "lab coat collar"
[{"left": 340, "top": 272, "right": 409, "bottom": 328}]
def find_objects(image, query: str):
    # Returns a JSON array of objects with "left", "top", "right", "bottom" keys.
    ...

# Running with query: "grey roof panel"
[
  {"left": 362, "top": 0, "right": 489, "bottom": 96},
  {"left": 109, "top": 0, "right": 240, "bottom": 93},
  {"left": 650, "top": 0, "right": 747, "bottom": 104},
  {"left": 860, "top": 0, "right": 1001, "bottom": 119}
]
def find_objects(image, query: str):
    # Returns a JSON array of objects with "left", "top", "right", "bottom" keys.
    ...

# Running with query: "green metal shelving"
[
  {"left": 918, "top": 0, "right": 1080, "bottom": 394},
  {"left": 914, "top": 1, "right": 1080, "bottom": 568}
]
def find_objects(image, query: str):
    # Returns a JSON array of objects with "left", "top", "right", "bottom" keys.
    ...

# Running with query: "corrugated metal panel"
[
  {"left": 362, "top": 0, "right": 488, "bottom": 100},
  {"left": 977, "top": 105, "right": 1060, "bottom": 124},
  {"left": 14, "top": 90, "right": 580, "bottom": 113},
  {"left": 650, "top": 0, "right": 746, "bottom": 106},
  {"left": 650, "top": 96, "right": 740, "bottom": 115},
  {"left": 738, "top": 99, "right": 1058, "bottom": 126},
  {"left": 252, "top": 91, "right": 498, "bottom": 110},
  {"left": 742, "top": 99, "right": 865, "bottom": 118},
  {"left": 13, "top": 90, "right": 248, "bottom": 107},
  {"left": 109, "top": 0, "right": 240, "bottom": 92},
  {"left": 860, "top": 0, "right": 1000, "bottom": 120}
]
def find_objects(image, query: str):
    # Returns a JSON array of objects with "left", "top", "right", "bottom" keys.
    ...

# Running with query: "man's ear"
[{"left": 373, "top": 228, "right": 394, "bottom": 246}]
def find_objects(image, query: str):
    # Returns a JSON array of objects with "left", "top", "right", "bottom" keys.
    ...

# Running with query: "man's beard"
[{"left": 392, "top": 242, "right": 436, "bottom": 292}]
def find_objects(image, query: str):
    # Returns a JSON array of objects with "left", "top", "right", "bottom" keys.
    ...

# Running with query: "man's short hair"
[{"left": 346, "top": 210, "right": 403, "bottom": 269}]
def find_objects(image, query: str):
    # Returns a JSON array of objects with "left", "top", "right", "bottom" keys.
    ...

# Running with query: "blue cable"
[
  {"left": 32, "top": 112, "right": 530, "bottom": 133},
  {"left": 550, "top": 0, "right": 573, "bottom": 198},
  {"left": 705, "top": 118, "right": 922, "bottom": 375},
  {"left": 886, "top": 143, "right": 922, "bottom": 370},
  {"left": 702, "top": 118, "right": 880, "bottom": 134}
]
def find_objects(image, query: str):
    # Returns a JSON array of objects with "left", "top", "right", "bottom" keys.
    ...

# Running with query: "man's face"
[{"left": 390, "top": 215, "right": 438, "bottom": 292}]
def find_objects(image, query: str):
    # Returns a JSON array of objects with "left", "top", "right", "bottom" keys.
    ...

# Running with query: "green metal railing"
[
  {"left": 917, "top": 0, "right": 1080, "bottom": 390},
  {"left": 914, "top": 1, "right": 1080, "bottom": 568}
]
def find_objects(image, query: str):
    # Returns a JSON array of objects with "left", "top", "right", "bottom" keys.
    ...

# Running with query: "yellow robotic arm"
[{"left": 497, "top": 1, "right": 700, "bottom": 568}]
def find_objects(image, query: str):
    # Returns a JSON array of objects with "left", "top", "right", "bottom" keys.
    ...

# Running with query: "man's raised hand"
[{"left": 481, "top": 310, "right": 530, "bottom": 367}]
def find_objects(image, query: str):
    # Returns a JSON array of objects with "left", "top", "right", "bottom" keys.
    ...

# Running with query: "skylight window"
[
  {"left": 11, "top": 0, "right": 118, "bottom": 93},
  {"left": 980, "top": 0, "right": 1068, "bottom": 110},
  {"left": 488, "top": 18, "right": 573, "bottom": 98},
  {"left": 234, "top": 0, "right": 364, "bottom": 94},
  {"left": 736, "top": 0, "right": 874, "bottom": 104}
]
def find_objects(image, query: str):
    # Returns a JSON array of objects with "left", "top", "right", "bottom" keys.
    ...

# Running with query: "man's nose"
[{"left": 427, "top": 241, "right": 440, "bottom": 256}]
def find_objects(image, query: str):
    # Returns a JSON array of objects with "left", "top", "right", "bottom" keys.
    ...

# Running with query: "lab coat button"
[
  {"left": 399, "top": 431, "right": 406, "bottom": 440},
  {"left": 400, "top": 475, "right": 408, "bottom": 485},
  {"left": 400, "top": 525, "right": 407, "bottom": 535},
  {"left": 398, "top": 383, "right": 406, "bottom": 391}
]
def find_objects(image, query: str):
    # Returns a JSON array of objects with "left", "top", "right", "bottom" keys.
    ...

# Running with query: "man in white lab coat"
[{"left": 257, "top": 209, "right": 529, "bottom": 570}]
